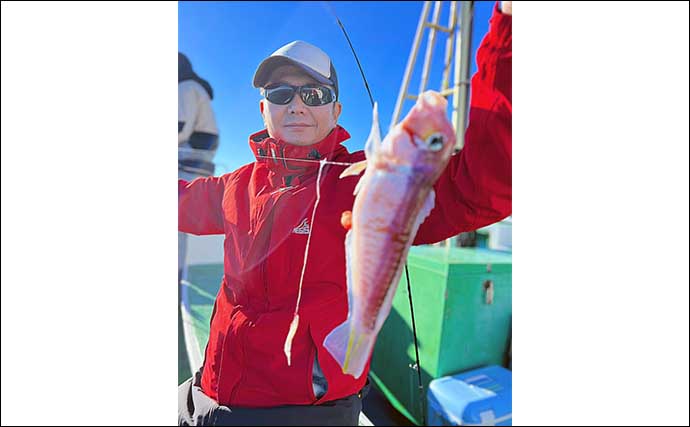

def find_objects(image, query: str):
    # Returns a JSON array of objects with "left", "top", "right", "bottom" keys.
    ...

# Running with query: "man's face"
[{"left": 260, "top": 65, "right": 342, "bottom": 146}]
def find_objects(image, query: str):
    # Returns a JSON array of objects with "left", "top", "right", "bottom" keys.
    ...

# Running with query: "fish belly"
[{"left": 324, "top": 168, "right": 434, "bottom": 378}]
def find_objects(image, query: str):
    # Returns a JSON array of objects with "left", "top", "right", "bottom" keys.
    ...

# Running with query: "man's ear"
[
  {"left": 259, "top": 100, "right": 269, "bottom": 128},
  {"left": 333, "top": 101, "right": 342, "bottom": 122}
]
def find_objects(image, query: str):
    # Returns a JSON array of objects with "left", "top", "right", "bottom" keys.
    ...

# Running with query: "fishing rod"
[{"left": 324, "top": 2, "right": 426, "bottom": 424}]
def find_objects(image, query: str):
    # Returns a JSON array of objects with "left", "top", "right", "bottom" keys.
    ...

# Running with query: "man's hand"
[{"left": 501, "top": 1, "right": 512, "bottom": 15}]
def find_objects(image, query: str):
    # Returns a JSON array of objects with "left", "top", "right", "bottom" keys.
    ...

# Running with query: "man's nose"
[{"left": 287, "top": 94, "right": 307, "bottom": 114}]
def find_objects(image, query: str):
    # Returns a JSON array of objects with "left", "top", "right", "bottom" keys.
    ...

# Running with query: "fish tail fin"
[{"left": 323, "top": 320, "right": 374, "bottom": 379}]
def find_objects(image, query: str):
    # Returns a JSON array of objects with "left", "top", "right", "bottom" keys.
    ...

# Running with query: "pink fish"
[{"left": 323, "top": 91, "right": 456, "bottom": 378}]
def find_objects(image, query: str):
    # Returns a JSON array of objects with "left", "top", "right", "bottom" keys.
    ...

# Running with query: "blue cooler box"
[{"left": 427, "top": 365, "right": 512, "bottom": 426}]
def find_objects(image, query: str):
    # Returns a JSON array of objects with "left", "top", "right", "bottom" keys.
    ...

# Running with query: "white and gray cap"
[{"left": 253, "top": 40, "right": 338, "bottom": 99}]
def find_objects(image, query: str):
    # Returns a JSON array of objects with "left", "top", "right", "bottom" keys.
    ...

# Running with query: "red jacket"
[{"left": 178, "top": 5, "right": 511, "bottom": 408}]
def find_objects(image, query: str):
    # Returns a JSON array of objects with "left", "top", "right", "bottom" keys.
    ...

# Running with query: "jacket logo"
[{"left": 293, "top": 218, "right": 310, "bottom": 235}]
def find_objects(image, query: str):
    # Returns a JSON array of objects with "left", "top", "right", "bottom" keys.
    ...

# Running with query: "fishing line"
[
  {"left": 256, "top": 155, "right": 354, "bottom": 167},
  {"left": 324, "top": 1, "right": 374, "bottom": 108}
]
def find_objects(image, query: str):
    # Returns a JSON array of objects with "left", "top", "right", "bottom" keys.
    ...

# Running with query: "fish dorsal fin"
[
  {"left": 339, "top": 102, "right": 380, "bottom": 192},
  {"left": 364, "top": 102, "right": 382, "bottom": 160}
]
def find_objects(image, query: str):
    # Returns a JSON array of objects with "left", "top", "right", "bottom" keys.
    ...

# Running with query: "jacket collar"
[{"left": 248, "top": 125, "right": 351, "bottom": 182}]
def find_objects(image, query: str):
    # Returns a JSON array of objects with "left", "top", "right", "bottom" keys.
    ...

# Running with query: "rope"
[{"left": 284, "top": 160, "right": 327, "bottom": 365}]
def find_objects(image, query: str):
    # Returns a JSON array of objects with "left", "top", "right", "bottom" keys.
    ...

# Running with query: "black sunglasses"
[{"left": 261, "top": 84, "right": 336, "bottom": 107}]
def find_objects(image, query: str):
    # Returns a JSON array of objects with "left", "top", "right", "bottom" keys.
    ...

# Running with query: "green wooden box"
[{"left": 370, "top": 246, "right": 512, "bottom": 425}]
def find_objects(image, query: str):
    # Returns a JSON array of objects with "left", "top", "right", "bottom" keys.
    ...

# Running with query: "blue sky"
[{"left": 179, "top": 1, "right": 494, "bottom": 174}]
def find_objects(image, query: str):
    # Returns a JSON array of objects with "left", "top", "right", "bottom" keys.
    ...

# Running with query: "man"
[{"left": 179, "top": 2, "right": 512, "bottom": 425}]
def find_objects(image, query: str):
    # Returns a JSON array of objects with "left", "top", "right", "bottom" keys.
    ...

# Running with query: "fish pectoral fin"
[
  {"left": 339, "top": 160, "right": 368, "bottom": 179},
  {"left": 417, "top": 189, "right": 436, "bottom": 225}
]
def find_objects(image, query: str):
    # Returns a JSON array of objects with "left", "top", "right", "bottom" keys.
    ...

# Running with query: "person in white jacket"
[
  {"left": 178, "top": 53, "right": 220, "bottom": 283},
  {"left": 178, "top": 52, "right": 219, "bottom": 179}
]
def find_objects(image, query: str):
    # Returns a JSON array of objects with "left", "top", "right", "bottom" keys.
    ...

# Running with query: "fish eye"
[{"left": 426, "top": 133, "right": 445, "bottom": 152}]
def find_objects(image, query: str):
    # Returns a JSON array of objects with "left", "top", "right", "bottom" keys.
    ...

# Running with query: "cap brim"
[{"left": 253, "top": 56, "right": 333, "bottom": 88}]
